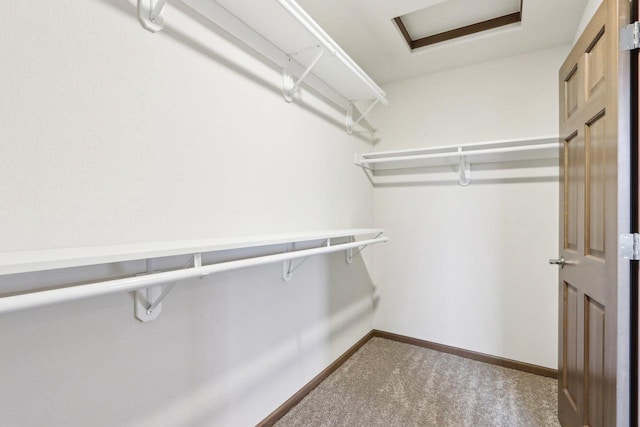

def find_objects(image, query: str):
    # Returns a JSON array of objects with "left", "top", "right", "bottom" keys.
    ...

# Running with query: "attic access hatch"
[
  {"left": 395, "top": 0, "right": 523, "bottom": 50},
  {"left": 137, "top": 0, "right": 388, "bottom": 134}
]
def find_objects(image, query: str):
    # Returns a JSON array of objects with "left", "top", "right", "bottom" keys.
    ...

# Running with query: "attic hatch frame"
[
  {"left": 394, "top": 0, "right": 524, "bottom": 50},
  {"left": 137, "top": 0, "right": 387, "bottom": 134}
]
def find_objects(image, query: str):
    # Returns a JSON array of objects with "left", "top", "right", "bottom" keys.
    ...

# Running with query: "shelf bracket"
[
  {"left": 457, "top": 147, "right": 471, "bottom": 186},
  {"left": 281, "top": 240, "right": 329, "bottom": 281},
  {"left": 346, "top": 99, "right": 379, "bottom": 135},
  {"left": 138, "top": 0, "right": 168, "bottom": 33},
  {"left": 345, "top": 236, "right": 354, "bottom": 264},
  {"left": 282, "top": 47, "right": 324, "bottom": 103},
  {"left": 346, "top": 232, "right": 382, "bottom": 263},
  {"left": 135, "top": 253, "right": 201, "bottom": 322}
]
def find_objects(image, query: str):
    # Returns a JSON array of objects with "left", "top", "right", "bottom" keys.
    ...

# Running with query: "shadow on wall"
[
  {"left": 131, "top": 250, "right": 377, "bottom": 427},
  {"left": 0, "top": 244, "right": 377, "bottom": 426},
  {"left": 96, "top": 0, "right": 378, "bottom": 143}
]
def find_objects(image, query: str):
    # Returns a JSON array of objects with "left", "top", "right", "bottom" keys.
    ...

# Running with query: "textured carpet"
[{"left": 275, "top": 337, "right": 559, "bottom": 427}]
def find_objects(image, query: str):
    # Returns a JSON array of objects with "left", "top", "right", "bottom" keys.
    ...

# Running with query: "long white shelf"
[
  {"left": 357, "top": 137, "right": 560, "bottom": 170},
  {"left": 356, "top": 136, "right": 560, "bottom": 185},
  {"left": 0, "top": 229, "right": 387, "bottom": 317},
  {"left": 139, "top": 0, "right": 387, "bottom": 133},
  {"left": 0, "top": 228, "right": 384, "bottom": 276}
]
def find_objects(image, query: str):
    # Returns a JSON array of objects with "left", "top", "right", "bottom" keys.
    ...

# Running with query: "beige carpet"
[{"left": 275, "top": 337, "right": 560, "bottom": 427}]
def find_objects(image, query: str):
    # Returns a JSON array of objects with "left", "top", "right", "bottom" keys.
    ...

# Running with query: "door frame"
[
  {"left": 616, "top": 0, "right": 633, "bottom": 423},
  {"left": 631, "top": 0, "right": 639, "bottom": 424}
]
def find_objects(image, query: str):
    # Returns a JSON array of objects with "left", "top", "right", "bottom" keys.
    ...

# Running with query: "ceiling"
[{"left": 296, "top": 0, "right": 590, "bottom": 86}]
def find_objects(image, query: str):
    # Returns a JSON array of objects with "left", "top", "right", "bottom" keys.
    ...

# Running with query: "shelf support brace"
[
  {"left": 346, "top": 232, "right": 382, "bottom": 263},
  {"left": 457, "top": 147, "right": 471, "bottom": 186},
  {"left": 345, "top": 236, "right": 354, "bottom": 264},
  {"left": 138, "top": 0, "right": 168, "bottom": 33},
  {"left": 282, "top": 47, "right": 325, "bottom": 103},
  {"left": 135, "top": 253, "right": 200, "bottom": 322},
  {"left": 282, "top": 240, "right": 329, "bottom": 281},
  {"left": 346, "top": 100, "right": 379, "bottom": 135},
  {"left": 282, "top": 244, "right": 298, "bottom": 282}
]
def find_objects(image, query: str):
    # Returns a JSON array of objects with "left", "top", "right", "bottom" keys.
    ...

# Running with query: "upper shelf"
[
  {"left": 0, "top": 229, "right": 384, "bottom": 276},
  {"left": 356, "top": 136, "right": 560, "bottom": 185},
  {"left": 357, "top": 137, "right": 560, "bottom": 171},
  {"left": 139, "top": 0, "right": 387, "bottom": 132}
]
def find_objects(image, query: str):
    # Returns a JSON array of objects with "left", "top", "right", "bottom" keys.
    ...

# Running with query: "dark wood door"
[{"left": 557, "top": 1, "right": 625, "bottom": 425}]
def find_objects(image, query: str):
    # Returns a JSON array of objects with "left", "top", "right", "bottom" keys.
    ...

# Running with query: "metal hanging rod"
[{"left": 0, "top": 236, "right": 387, "bottom": 316}]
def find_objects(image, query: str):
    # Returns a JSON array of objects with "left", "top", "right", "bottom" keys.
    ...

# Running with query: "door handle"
[{"left": 549, "top": 257, "right": 566, "bottom": 266}]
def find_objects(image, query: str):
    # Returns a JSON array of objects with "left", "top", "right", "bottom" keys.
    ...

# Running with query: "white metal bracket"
[
  {"left": 138, "top": 0, "right": 168, "bottom": 33},
  {"left": 346, "top": 99, "right": 379, "bottom": 135},
  {"left": 135, "top": 253, "right": 201, "bottom": 322},
  {"left": 135, "top": 259, "right": 163, "bottom": 322},
  {"left": 346, "top": 233, "right": 381, "bottom": 263},
  {"left": 457, "top": 147, "right": 471, "bottom": 186},
  {"left": 620, "top": 22, "right": 640, "bottom": 51},
  {"left": 620, "top": 233, "right": 640, "bottom": 260},
  {"left": 281, "top": 259, "right": 293, "bottom": 281},
  {"left": 282, "top": 46, "right": 324, "bottom": 103},
  {"left": 281, "top": 240, "right": 329, "bottom": 281},
  {"left": 281, "top": 243, "right": 295, "bottom": 281},
  {"left": 345, "top": 236, "right": 354, "bottom": 264}
]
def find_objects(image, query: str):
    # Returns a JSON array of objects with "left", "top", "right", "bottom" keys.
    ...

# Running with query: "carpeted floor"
[{"left": 275, "top": 337, "right": 560, "bottom": 427}]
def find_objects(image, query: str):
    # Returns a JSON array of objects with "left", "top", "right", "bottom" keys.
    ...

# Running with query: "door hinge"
[
  {"left": 620, "top": 22, "right": 640, "bottom": 51},
  {"left": 620, "top": 233, "right": 640, "bottom": 260}
]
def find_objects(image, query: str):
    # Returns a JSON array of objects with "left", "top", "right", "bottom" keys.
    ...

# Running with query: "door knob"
[{"left": 549, "top": 257, "right": 566, "bottom": 266}]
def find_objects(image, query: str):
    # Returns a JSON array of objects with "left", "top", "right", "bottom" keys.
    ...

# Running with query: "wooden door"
[{"left": 557, "top": 1, "right": 625, "bottom": 425}]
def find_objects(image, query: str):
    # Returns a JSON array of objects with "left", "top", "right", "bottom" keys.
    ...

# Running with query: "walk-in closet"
[{"left": 0, "top": 0, "right": 636, "bottom": 426}]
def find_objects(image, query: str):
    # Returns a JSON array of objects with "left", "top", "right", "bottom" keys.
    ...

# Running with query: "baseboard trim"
[
  {"left": 256, "top": 330, "right": 375, "bottom": 426},
  {"left": 257, "top": 328, "right": 557, "bottom": 425},
  {"left": 372, "top": 329, "right": 558, "bottom": 379}
]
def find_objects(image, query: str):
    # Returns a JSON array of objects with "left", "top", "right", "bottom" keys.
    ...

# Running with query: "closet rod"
[
  {"left": 0, "top": 236, "right": 387, "bottom": 315},
  {"left": 360, "top": 143, "right": 560, "bottom": 165}
]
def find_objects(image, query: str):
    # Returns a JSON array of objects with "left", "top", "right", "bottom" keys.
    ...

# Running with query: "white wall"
[
  {"left": 0, "top": 1, "right": 376, "bottom": 426},
  {"left": 574, "top": 0, "right": 603, "bottom": 43},
  {"left": 369, "top": 46, "right": 569, "bottom": 369}
]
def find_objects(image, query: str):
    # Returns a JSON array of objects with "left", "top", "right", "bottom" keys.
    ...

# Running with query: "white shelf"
[
  {"left": 356, "top": 136, "right": 560, "bottom": 185},
  {"left": 0, "top": 228, "right": 383, "bottom": 276},
  {"left": 0, "top": 229, "right": 387, "bottom": 317},
  {"left": 357, "top": 137, "right": 560, "bottom": 171},
  {"left": 140, "top": 0, "right": 387, "bottom": 131}
]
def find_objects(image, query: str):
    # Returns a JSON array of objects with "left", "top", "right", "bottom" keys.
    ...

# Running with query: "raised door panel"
[
  {"left": 564, "top": 132, "right": 582, "bottom": 252},
  {"left": 586, "top": 29, "right": 606, "bottom": 99},
  {"left": 565, "top": 66, "right": 580, "bottom": 120},
  {"left": 562, "top": 282, "right": 581, "bottom": 412},
  {"left": 584, "top": 296, "right": 605, "bottom": 427},
  {"left": 585, "top": 111, "right": 607, "bottom": 259}
]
